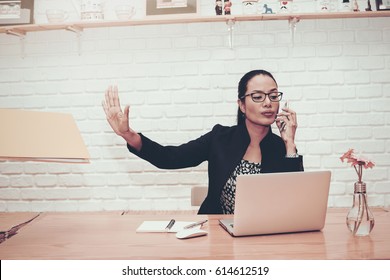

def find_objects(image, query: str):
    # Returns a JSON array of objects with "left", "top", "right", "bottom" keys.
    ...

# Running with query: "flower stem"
[{"left": 354, "top": 164, "right": 363, "bottom": 182}]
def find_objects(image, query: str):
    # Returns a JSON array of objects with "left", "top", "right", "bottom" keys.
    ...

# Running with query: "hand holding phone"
[
  {"left": 278, "top": 101, "right": 289, "bottom": 132},
  {"left": 276, "top": 100, "right": 298, "bottom": 154}
]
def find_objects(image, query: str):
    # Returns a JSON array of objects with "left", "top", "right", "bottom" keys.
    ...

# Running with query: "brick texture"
[{"left": 0, "top": 0, "right": 389, "bottom": 211}]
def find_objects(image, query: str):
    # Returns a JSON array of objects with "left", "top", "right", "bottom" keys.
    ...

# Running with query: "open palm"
[{"left": 102, "top": 85, "right": 130, "bottom": 137}]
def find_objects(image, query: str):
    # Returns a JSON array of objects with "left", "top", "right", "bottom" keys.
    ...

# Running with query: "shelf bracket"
[
  {"left": 6, "top": 29, "right": 26, "bottom": 38},
  {"left": 6, "top": 29, "right": 26, "bottom": 58},
  {"left": 288, "top": 17, "right": 300, "bottom": 47},
  {"left": 226, "top": 19, "right": 235, "bottom": 49},
  {"left": 66, "top": 25, "right": 83, "bottom": 55}
]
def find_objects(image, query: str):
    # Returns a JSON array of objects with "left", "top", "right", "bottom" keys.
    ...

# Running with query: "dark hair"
[{"left": 237, "top": 69, "right": 278, "bottom": 125}]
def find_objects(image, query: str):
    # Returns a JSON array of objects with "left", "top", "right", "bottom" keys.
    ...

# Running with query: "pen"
[
  {"left": 184, "top": 219, "right": 208, "bottom": 229},
  {"left": 165, "top": 219, "right": 175, "bottom": 231}
]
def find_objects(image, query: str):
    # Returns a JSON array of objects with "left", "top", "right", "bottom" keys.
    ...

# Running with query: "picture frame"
[
  {"left": 375, "top": 0, "right": 390, "bottom": 10},
  {"left": 0, "top": 0, "right": 34, "bottom": 26},
  {"left": 146, "top": 0, "right": 199, "bottom": 16}
]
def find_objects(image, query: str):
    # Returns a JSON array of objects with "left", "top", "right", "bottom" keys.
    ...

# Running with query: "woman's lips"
[{"left": 261, "top": 111, "right": 275, "bottom": 117}]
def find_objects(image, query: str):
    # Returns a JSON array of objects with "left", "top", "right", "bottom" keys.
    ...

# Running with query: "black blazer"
[{"left": 128, "top": 123, "right": 304, "bottom": 214}]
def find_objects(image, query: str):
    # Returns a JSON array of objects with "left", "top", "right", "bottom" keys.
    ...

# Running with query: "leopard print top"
[{"left": 220, "top": 159, "right": 262, "bottom": 214}]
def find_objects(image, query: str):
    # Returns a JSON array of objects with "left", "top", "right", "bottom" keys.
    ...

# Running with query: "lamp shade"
[{"left": 0, "top": 109, "right": 89, "bottom": 163}]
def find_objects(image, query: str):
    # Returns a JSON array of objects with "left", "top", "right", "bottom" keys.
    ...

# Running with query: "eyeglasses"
[{"left": 240, "top": 91, "right": 283, "bottom": 103}]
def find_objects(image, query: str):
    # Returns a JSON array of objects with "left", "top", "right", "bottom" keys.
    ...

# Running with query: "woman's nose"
[{"left": 262, "top": 95, "right": 272, "bottom": 106}]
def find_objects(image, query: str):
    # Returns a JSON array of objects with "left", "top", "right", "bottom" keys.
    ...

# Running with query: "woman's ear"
[{"left": 237, "top": 99, "right": 246, "bottom": 115}]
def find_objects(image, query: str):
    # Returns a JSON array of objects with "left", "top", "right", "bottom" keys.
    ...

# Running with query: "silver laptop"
[{"left": 219, "top": 171, "right": 331, "bottom": 237}]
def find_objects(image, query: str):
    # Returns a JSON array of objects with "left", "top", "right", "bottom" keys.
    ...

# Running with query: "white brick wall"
[{"left": 0, "top": 0, "right": 389, "bottom": 212}]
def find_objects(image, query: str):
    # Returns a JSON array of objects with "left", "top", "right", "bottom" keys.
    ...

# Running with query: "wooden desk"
[{"left": 0, "top": 209, "right": 389, "bottom": 260}]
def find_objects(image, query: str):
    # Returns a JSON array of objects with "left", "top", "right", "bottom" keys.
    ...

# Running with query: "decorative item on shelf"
[
  {"left": 278, "top": 0, "right": 297, "bottom": 13},
  {"left": 242, "top": 0, "right": 259, "bottom": 14},
  {"left": 46, "top": 9, "right": 68, "bottom": 23},
  {"left": 0, "top": 0, "right": 34, "bottom": 26},
  {"left": 353, "top": 0, "right": 360, "bottom": 11},
  {"left": 340, "top": 149, "right": 375, "bottom": 236},
  {"left": 375, "top": 0, "right": 390, "bottom": 10},
  {"left": 262, "top": 3, "right": 275, "bottom": 14},
  {"left": 147, "top": 0, "right": 199, "bottom": 16},
  {"left": 80, "top": 0, "right": 104, "bottom": 21},
  {"left": 340, "top": 0, "right": 352, "bottom": 11},
  {"left": 224, "top": 0, "right": 232, "bottom": 15},
  {"left": 365, "top": 0, "right": 372, "bottom": 10},
  {"left": 216, "top": 0, "right": 223, "bottom": 15},
  {"left": 115, "top": 5, "right": 135, "bottom": 20},
  {"left": 317, "top": 0, "right": 337, "bottom": 12}
]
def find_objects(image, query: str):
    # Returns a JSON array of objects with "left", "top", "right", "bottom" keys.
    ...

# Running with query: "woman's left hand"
[{"left": 275, "top": 107, "right": 298, "bottom": 153}]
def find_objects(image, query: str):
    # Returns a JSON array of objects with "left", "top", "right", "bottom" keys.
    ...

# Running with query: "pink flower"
[
  {"left": 340, "top": 149, "right": 375, "bottom": 182},
  {"left": 340, "top": 148, "right": 354, "bottom": 163}
]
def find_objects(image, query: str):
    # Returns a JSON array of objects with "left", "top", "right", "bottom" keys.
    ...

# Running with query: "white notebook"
[{"left": 136, "top": 221, "right": 200, "bottom": 233}]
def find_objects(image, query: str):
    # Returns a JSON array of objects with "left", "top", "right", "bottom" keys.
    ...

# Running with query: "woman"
[{"left": 102, "top": 70, "right": 303, "bottom": 214}]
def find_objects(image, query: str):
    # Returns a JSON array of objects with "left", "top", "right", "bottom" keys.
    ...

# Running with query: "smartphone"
[{"left": 279, "top": 100, "right": 289, "bottom": 131}]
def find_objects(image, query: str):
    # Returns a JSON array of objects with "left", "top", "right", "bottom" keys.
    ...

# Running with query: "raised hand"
[{"left": 102, "top": 85, "right": 142, "bottom": 151}]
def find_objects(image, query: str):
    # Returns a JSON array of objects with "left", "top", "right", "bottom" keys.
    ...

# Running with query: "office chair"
[{"left": 190, "top": 186, "right": 208, "bottom": 207}]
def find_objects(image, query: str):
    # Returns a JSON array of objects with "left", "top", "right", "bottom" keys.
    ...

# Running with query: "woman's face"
[{"left": 238, "top": 74, "right": 280, "bottom": 127}]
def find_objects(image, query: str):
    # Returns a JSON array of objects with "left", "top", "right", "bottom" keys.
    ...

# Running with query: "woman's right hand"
[{"left": 102, "top": 85, "right": 142, "bottom": 151}]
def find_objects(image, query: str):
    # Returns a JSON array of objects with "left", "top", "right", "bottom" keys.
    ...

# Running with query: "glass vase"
[{"left": 346, "top": 182, "right": 375, "bottom": 236}]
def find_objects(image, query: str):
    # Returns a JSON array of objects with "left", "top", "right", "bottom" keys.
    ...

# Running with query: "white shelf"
[{"left": 1, "top": 11, "right": 390, "bottom": 36}]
